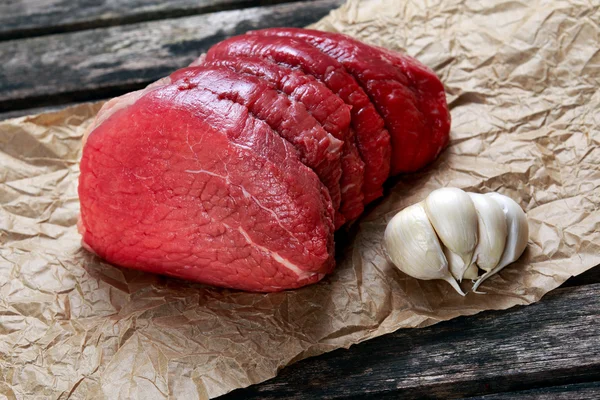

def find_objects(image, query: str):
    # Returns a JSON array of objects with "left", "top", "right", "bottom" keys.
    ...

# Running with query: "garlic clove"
[
  {"left": 384, "top": 203, "right": 465, "bottom": 296},
  {"left": 468, "top": 193, "right": 508, "bottom": 272},
  {"left": 472, "top": 193, "right": 529, "bottom": 292},
  {"left": 463, "top": 263, "right": 479, "bottom": 280},
  {"left": 423, "top": 187, "right": 478, "bottom": 282},
  {"left": 443, "top": 244, "right": 468, "bottom": 281}
]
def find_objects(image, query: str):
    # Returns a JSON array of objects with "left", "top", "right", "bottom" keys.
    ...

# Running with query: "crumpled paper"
[{"left": 1, "top": 0, "right": 599, "bottom": 398}]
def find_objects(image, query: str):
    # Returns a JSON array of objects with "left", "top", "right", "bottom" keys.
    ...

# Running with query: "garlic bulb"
[
  {"left": 424, "top": 188, "right": 478, "bottom": 282},
  {"left": 471, "top": 193, "right": 529, "bottom": 291},
  {"left": 468, "top": 193, "right": 508, "bottom": 272},
  {"left": 384, "top": 203, "right": 465, "bottom": 296},
  {"left": 384, "top": 188, "right": 528, "bottom": 295}
]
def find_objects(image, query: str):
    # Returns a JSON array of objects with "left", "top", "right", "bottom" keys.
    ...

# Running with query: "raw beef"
[
  {"left": 79, "top": 28, "right": 451, "bottom": 292},
  {"left": 79, "top": 82, "right": 335, "bottom": 292},
  {"left": 169, "top": 65, "right": 344, "bottom": 226},
  {"left": 372, "top": 45, "right": 451, "bottom": 171},
  {"left": 198, "top": 56, "right": 365, "bottom": 228},
  {"left": 206, "top": 34, "right": 391, "bottom": 208},
  {"left": 248, "top": 28, "right": 451, "bottom": 175}
]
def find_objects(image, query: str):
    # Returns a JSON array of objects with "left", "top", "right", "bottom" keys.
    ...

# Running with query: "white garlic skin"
[
  {"left": 486, "top": 193, "right": 529, "bottom": 270},
  {"left": 463, "top": 263, "right": 479, "bottom": 280},
  {"left": 384, "top": 202, "right": 465, "bottom": 295},
  {"left": 472, "top": 193, "right": 529, "bottom": 291},
  {"left": 468, "top": 193, "right": 508, "bottom": 272},
  {"left": 424, "top": 187, "right": 478, "bottom": 281},
  {"left": 443, "top": 245, "right": 470, "bottom": 282}
]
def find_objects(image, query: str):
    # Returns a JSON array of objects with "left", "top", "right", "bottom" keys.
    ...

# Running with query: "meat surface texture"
[
  {"left": 168, "top": 65, "right": 344, "bottom": 226},
  {"left": 206, "top": 34, "right": 390, "bottom": 212},
  {"left": 79, "top": 83, "right": 335, "bottom": 292},
  {"left": 199, "top": 56, "right": 365, "bottom": 228},
  {"left": 78, "top": 28, "right": 450, "bottom": 292},
  {"left": 248, "top": 28, "right": 451, "bottom": 176}
]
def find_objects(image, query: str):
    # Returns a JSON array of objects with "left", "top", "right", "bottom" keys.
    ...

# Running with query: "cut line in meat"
[
  {"left": 198, "top": 55, "right": 366, "bottom": 228},
  {"left": 248, "top": 28, "right": 451, "bottom": 175},
  {"left": 372, "top": 45, "right": 451, "bottom": 170},
  {"left": 206, "top": 34, "right": 390, "bottom": 212},
  {"left": 169, "top": 65, "right": 344, "bottom": 226}
]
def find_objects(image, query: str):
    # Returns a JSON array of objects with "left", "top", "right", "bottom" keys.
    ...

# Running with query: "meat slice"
[
  {"left": 199, "top": 56, "right": 365, "bottom": 228},
  {"left": 206, "top": 34, "right": 391, "bottom": 209},
  {"left": 78, "top": 82, "right": 335, "bottom": 292},
  {"left": 248, "top": 28, "right": 451, "bottom": 175},
  {"left": 168, "top": 65, "right": 344, "bottom": 226},
  {"left": 372, "top": 46, "right": 451, "bottom": 170}
]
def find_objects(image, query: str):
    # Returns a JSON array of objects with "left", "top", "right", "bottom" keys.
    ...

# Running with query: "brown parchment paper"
[{"left": 1, "top": 0, "right": 599, "bottom": 398}]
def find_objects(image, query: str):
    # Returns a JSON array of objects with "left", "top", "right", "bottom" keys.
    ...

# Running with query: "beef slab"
[{"left": 79, "top": 82, "right": 335, "bottom": 292}]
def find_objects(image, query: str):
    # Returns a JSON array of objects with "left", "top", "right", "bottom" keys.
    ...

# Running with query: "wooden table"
[{"left": 1, "top": 1, "right": 599, "bottom": 398}]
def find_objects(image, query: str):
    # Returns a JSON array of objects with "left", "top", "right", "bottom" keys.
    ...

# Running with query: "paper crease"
[{"left": 1, "top": 0, "right": 599, "bottom": 398}]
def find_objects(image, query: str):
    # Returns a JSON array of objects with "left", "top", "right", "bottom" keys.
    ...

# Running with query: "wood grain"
[
  {"left": 0, "top": 0, "right": 314, "bottom": 40},
  {"left": 218, "top": 283, "right": 600, "bottom": 399},
  {"left": 0, "top": 0, "right": 343, "bottom": 112},
  {"left": 465, "top": 381, "right": 600, "bottom": 400}
]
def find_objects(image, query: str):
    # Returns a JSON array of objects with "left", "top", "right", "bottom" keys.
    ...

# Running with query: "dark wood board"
[
  {"left": 465, "top": 381, "right": 600, "bottom": 400},
  {"left": 0, "top": 0, "right": 343, "bottom": 113},
  {"left": 0, "top": 0, "right": 315, "bottom": 40},
  {"left": 218, "top": 283, "right": 600, "bottom": 399}
]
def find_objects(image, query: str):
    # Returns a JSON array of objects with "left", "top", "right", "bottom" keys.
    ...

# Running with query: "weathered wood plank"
[
  {"left": 465, "top": 381, "right": 600, "bottom": 400},
  {"left": 0, "top": 0, "right": 312, "bottom": 40},
  {"left": 218, "top": 283, "right": 600, "bottom": 399},
  {"left": 0, "top": 0, "right": 343, "bottom": 112}
]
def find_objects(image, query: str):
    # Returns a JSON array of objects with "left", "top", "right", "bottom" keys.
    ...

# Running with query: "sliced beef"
[
  {"left": 206, "top": 34, "right": 391, "bottom": 211},
  {"left": 168, "top": 65, "right": 344, "bottom": 226},
  {"left": 372, "top": 46, "right": 451, "bottom": 170},
  {"left": 199, "top": 56, "right": 365, "bottom": 228},
  {"left": 248, "top": 28, "right": 451, "bottom": 175},
  {"left": 79, "top": 28, "right": 452, "bottom": 293},
  {"left": 79, "top": 83, "right": 335, "bottom": 292}
]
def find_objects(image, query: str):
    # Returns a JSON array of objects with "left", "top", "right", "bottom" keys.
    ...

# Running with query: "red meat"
[
  {"left": 248, "top": 28, "right": 451, "bottom": 175},
  {"left": 79, "top": 82, "right": 335, "bottom": 292},
  {"left": 206, "top": 34, "right": 391, "bottom": 210},
  {"left": 199, "top": 56, "right": 366, "bottom": 228},
  {"left": 372, "top": 46, "right": 451, "bottom": 170},
  {"left": 169, "top": 65, "right": 344, "bottom": 225},
  {"left": 79, "top": 28, "right": 451, "bottom": 293}
]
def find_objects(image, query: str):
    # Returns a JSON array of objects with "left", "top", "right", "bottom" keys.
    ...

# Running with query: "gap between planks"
[
  {"left": 463, "top": 381, "right": 600, "bottom": 400},
  {"left": 0, "top": 0, "right": 323, "bottom": 41},
  {"left": 217, "top": 282, "right": 600, "bottom": 399},
  {"left": 0, "top": 0, "right": 344, "bottom": 114}
]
